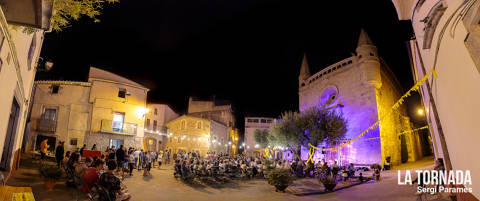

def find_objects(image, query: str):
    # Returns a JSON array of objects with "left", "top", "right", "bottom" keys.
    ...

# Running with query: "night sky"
[{"left": 38, "top": 0, "right": 426, "bottom": 133}]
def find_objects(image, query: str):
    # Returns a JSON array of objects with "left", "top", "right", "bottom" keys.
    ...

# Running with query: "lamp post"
[{"left": 417, "top": 108, "right": 424, "bottom": 116}]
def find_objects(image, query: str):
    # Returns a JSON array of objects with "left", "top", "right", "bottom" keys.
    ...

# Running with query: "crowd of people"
[
  {"left": 54, "top": 141, "right": 183, "bottom": 201},
  {"left": 171, "top": 151, "right": 375, "bottom": 184},
  {"left": 51, "top": 139, "right": 382, "bottom": 200}
]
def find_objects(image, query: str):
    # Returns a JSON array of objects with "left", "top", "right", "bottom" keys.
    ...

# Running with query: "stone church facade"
[{"left": 299, "top": 29, "right": 424, "bottom": 166}]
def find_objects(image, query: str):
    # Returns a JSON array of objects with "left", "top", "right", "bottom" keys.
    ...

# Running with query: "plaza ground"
[{"left": 5, "top": 155, "right": 449, "bottom": 201}]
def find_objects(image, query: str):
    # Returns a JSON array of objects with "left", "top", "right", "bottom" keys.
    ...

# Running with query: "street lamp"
[{"left": 418, "top": 108, "right": 424, "bottom": 116}]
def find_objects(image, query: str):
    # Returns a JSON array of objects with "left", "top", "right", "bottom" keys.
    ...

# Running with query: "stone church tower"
[{"left": 299, "top": 29, "right": 424, "bottom": 166}]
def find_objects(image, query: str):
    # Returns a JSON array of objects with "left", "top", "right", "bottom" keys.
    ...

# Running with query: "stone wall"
[
  {"left": 165, "top": 115, "right": 210, "bottom": 156},
  {"left": 299, "top": 58, "right": 382, "bottom": 165},
  {"left": 85, "top": 132, "right": 142, "bottom": 152},
  {"left": 376, "top": 61, "right": 421, "bottom": 166},
  {"left": 210, "top": 121, "right": 228, "bottom": 154}
]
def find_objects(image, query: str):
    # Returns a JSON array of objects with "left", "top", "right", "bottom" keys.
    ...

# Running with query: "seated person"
[
  {"left": 358, "top": 172, "right": 364, "bottom": 183},
  {"left": 99, "top": 160, "right": 131, "bottom": 201},
  {"left": 81, "top": 159, "right": 104, "bottom": 193},
  {"left": 76, "top": 157, "right": 92, "bottom": 176}
]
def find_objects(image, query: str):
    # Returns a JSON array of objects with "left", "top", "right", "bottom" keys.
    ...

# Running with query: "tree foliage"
[
  {"left": 253, "top": 129, "right": 269, "bottom": 148},
  {"left": 296, "top": 107, "right": 348, "bottom": 147},
  {"left": 269, "top": 111, "right": 301, "bottom": 152},
  {"left": 51, "top": 0, "right": 119, "bottom": 31},
  {"left": 267, "top": 106, "right": 348, "bottom": 154}
]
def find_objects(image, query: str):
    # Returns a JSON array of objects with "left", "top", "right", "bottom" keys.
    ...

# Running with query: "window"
[
  {"left": 51, "top": 85, "right": 59, "bottom": 94},
  {"left": 118, "top": 88, "right": 126, "bottom": 98},
  {"left": 266, "top": 119, "right": 272, "bottom": 123},
  {"left": 260, "top": 119, "right": 267, "bottom": 123},
  {"left": 320, "top": 86, "right": 339, "bottom": 106},
  {"left": 112, "top": 113, "right": 125, "bottom": 132},
  {"left": 146, "top": 119, "right": 150, "bottom": 129},
  {"left": 153, "top": 120, "right": 157, "bottom": 131},
  {"left": 70, "top": 138, "right": 77, "bottom": 146},
  {"left": 27, "top": 33, "right": 37, "bottom": 70},
  {"left": 154, "top": 108, "right": 158, "bottom": 115},
  {"left": 43, "top": 108, "right": 57, "bottom": 120},
  {"left": 180, "top": 120, "right": 186, "bottom": 130},
  {"left": 422, "top": 1, "right": 447, "bottom": 49},
  {"left": 370, "top": 53, "right": 375, "bottom": 56},
  {"left": 196, "top": 121, "right": 202, "bottom": 129},
  {"left": 109, "top": 139, "right": 123, "bottom": 149}
]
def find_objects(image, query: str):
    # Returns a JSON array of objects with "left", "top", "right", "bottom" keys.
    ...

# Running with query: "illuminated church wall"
[
  {"left": 298, "top": 29, "right": 421, "bottom": 166},
  {"left": 298, "top": 54, "right": 381, "bottom": 165},
  {"left": 376, "top": 60, "right": 423, "bottom": 166}
]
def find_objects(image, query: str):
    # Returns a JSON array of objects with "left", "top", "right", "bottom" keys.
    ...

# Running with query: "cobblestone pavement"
[
  {"left": 7, "top": 155, "right": 449, "bottom": 201},
  {"left": 121, "top": 163, "right": 447, "bottom": 201}
]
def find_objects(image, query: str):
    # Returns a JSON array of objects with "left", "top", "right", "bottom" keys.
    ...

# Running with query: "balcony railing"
[
  {"left": 35, "top": 118, "right": 57, "bottom": 132},
  {"left": 145, "top": 125, "right": 168, "bottom": 133},
  {"left": 100, "top": 119, "right": 137, "bottom": 135}
]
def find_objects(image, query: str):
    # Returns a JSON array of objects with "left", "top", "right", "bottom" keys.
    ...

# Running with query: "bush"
[
  {"left": 268, "top": 168, "right": 293, "bottom": 192},
  {"left": 319, "top": 172, "right": 338, "bottom": 192},
  {"left": 39, "top": 164, "right": 63, "bottom": 180}
]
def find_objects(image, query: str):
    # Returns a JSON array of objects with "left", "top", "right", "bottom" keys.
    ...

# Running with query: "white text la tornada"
[{"left": 398, "top": 170, "right": 472, "bottom": 185}]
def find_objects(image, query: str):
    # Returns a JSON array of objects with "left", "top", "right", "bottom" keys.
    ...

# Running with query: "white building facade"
[
  {"left": 393, "top": 1, "right": 480, "bottom": 200},
  {"left": 0, "top": 0, "right": 53, "bottom": 173},
  {"left": 144, "top": 104, "right": 179, "bottom": 152},
  {"left": 244, "top": 117, "right": 276, "bottom": 154}
]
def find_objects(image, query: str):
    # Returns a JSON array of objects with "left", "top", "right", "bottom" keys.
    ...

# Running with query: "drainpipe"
[{"left": 413, "top": 40, "right": 453, "bottom": 171}]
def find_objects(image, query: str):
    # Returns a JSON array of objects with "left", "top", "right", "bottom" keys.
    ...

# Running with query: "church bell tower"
[
  {"left": 299, "top": 53, "right": 311, "bottom": 88},
  {"left": 356, "top": 29, "right": 382, "bottom": 89}
]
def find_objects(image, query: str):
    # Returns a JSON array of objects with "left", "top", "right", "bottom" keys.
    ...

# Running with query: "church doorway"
[{"left": 400, "top": 134, "right": 408, "bottom": 163}]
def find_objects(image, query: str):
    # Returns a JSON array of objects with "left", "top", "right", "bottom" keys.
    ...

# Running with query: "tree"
[
  {"left": 269, "top": 111, "right": 302, "bottom": 157},
  {"left": 254, "top": 129, "right": 270, "bottom": 148},
  {"left": 50, "top": 0, "right": 119, "bottom": 31},
  {"left": 297, "top": 106, "right": 347, "bottom": 148}
]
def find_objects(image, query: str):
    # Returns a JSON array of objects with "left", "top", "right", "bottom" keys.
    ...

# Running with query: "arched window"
[{"left": 196, "top": 121, "right": 202, "bottom": 129}]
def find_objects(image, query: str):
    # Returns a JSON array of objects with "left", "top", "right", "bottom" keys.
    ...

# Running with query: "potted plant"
[
  {"left": 267, "top": 168, "right": 293, "bottom": 192},
  {"left": 39, "top": 164, "right": 63, "bottom": 190},
  {"left": 319, "top": 173, "right": 338, "bottom": 192}
]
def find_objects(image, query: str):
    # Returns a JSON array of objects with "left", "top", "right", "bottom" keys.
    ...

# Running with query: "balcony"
[
  {"left": 34, "top": 118, "right": 57, "bottom": 133},
  {"left": 100, "top": 119, "right": 137, "bottom": 135}
]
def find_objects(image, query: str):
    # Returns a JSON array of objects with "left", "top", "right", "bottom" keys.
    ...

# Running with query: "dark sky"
[{"left": 39, "top": 0, "right": 425, "bottom": 132}]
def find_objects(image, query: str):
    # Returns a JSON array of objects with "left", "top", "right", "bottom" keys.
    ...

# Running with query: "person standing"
[
  {"left": 80, "top": 144, "right": 87, "bottom": 157},
  {"left": 138, "top": 150, "right": 144, "bottom": 170},
  {"left": 143, "top": 152, "right": 151, "bottom": 176},
  {"left": 91, "top": 144, "right": 97, "bottom": 151},
  {"left": 40, "top": 139, "right": 49, "bottom": 162},
  {"left": 151, "top": 151, "right": 157, "bottom": 168},
  {"left": 157, "top": 152, "right": 162, "bottom": 169},
  {"left": 134, "top": 149, "right": 140, "bottom": 169},
  {"left": 128, "top": 150, "right": 135, "bottom": 176},
  {"left": 108, "top": 147, "right": 116, "bottom": 161},
  {"left": 55, "top": 141, "right": 65, "bottom": 167},
  {"left": 116, "top": 145, "right": 125, "bottom": 174}
]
